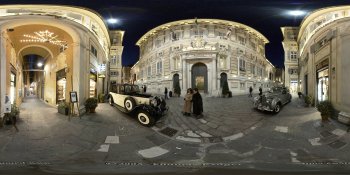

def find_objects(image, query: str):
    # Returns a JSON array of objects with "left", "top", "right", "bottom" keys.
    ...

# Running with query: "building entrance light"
[{"left": 37, "top": 62, "right": 43, "bottom": 67}]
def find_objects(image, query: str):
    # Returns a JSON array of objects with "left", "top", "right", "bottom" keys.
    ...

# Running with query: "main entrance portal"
[{"left": 191, "top": 63, "right": 208, "bottom": 93}]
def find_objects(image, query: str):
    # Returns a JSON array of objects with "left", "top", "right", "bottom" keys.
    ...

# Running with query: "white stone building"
[
  {"left": 283, "top": 5, "right": 350, "bottom": 115},
  {"left": 131, "top": 19, "right": 275, "bottom": 96},
  {"left": 281, "top": 27, "right": 299, "bottom": 94},
  {"left": 109, "top": 30, "right": 124, "bottom": 87}
]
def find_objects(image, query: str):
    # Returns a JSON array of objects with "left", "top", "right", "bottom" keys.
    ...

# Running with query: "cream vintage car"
[
  {"left": 253, "top": 86, "right": 292, "bottom": 113},
  {"left": 109, "top": 84, "right": 168, "bottom": 127}
]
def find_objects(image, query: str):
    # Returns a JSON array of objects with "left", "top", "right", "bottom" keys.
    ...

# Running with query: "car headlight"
[
  {"left": 266, "top": 98, "right": 272, "bottom": 104},
  {"left": 253, "top": 96, "right": 259, "bottom": 102}
]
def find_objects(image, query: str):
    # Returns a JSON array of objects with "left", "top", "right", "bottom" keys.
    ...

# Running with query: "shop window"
[
  {"left": 89, "top": 72, "right": 97, "bottom": 98},
  {"left": 56, "top": 69, "right": 66, "bottom": 104},
  {"left": 10, "top": 73, "right": 16, "bottom": 104}
]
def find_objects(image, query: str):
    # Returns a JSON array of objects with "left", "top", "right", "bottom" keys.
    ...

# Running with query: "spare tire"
[{"left": 124, "top": 97, "right": 136, "bottom": 112}]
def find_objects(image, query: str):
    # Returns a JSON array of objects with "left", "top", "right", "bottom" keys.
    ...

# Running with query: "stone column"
[
  {"left": 0, "top": 30, "right": 6, "bottom": 117},
  {"left": 72, "top": 42, "right": 86, "bottom": 113},
  {"left": 213, "top": 56, "right": 217, "bottom": 96}
]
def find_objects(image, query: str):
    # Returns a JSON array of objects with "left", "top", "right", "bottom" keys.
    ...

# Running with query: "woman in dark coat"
[{"left": 192, "top": 88, "right": 203, "bottom": 117}]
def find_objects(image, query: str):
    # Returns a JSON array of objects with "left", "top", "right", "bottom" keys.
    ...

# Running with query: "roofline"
[
  {"left": 136, "top": 18, "right": 269, "bottom": 46},
  {"left": 298, "top": 5, "right": 350, "bottom": 41}
]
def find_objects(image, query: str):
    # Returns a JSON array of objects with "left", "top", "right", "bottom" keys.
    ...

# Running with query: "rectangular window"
[
  {"left": 290, "top": 51, "right": 297, "bottom": 60},
  {"left": 91, "top": 45, "right": 97, "bottom": 57},
  {"left": 239, "top": 59, "right": 246, "bottom": 71},
  {"left": 111, "top": 56, "right": 117, "bottom": 64},
  {"left": 240, "top": 82, "right": 245, "bottom": 89},
  {"left": 251, "top": 64, "right": 255, "bottom": 75},
  {"left": 238, "top": 36, "right": 246, "bottom": 45},
  {"left": 147, "top": 66, "right": 151, "bottom": 77},
  {"left": 157, "top": 61, "right": 162, "bottom": 74}
]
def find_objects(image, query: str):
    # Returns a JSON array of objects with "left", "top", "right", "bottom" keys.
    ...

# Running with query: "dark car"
[
  {"left": 253, "top": 86, "right": 292, "bottom": 113},
  {"left": 109, "top": 84, "right": 168, "bottom": 127}
]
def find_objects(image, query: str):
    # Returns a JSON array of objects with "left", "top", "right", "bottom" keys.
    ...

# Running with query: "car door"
[{"left": 281, "top": 88, "right": 288, "bottom": 104}]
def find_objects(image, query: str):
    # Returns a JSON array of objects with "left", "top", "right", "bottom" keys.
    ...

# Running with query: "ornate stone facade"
[{"left": 131, "top": 19, "right": 275, "bottom": 96}]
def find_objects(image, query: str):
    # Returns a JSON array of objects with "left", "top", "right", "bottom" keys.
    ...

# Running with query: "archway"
[
  {"left": 191, "top": 63, "right": 208, "bottom": 93},
  {"left": 220, "top": 72, "right": 228, "bottom": 88}
]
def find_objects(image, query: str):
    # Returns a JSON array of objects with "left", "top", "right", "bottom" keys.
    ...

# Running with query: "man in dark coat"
[
  {"left": 164, "top": 87, "right": 168, "bottom": 99},
  {"left": 192, "top": 88, "right": 203, "bottom": 118},
  {"left": 259, "top": 86, "right": 262, "bottom": 96}
]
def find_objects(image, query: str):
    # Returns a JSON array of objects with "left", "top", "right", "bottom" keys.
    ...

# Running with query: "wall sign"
[{"left": 70, "top": 91, "right": 78, "bottom": 103}]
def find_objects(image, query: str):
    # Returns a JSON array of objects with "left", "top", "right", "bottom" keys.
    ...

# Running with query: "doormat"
[
  {"left": 328, "top": 140, "right": 347, "bottom": 149},
  {"left": 159, "top": 127, "right": 178, "bottom": 137}
]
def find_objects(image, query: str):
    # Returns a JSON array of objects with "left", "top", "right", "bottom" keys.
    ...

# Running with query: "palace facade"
[{"left": 131, "top": 19, "right": 275, "bottom": 96}]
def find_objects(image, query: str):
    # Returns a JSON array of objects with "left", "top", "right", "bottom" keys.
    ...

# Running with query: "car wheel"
[
  {"left": 274, "top": 103, "right": 281, "bottom": 113},
  {"left": 109, "top": 96, "right": 114, "bottom": 106},
  {"left": 137, "top": 110, "right": 155, "bottom": 127},
  {"left": 124, "top": 97, "right": 136, "bottom": 112}
]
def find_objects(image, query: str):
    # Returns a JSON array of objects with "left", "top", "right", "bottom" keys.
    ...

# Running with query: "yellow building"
[
  {"left": 283, "top": 5, "right": 350, "bottom": 119},
  {"left": 0, "top": 5, "right": 122, "bottom": 116}
]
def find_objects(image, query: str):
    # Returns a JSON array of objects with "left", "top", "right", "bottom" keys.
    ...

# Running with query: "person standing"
[
  {"left": 192, "top": 88, "right": 203, "bottom": 118},
  {"left": 164, "top": 87, "right": 168, "bottom": 100},
  {"left": 249, "top": 86, "right": 253, "bottom": 97},
  {"left": 183, "top": 88, "right": 193, "bottom": 116},
  {"left": 259, "top": 86, "right": 262, "bottom": 96}
]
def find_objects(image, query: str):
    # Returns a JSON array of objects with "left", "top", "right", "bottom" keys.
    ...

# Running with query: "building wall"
[
  {"left": 109, "top": 30, "right": 124, "bottom": 86},
  {"left": 0, "top": 6, "right": 110, "bottom": 117},
  {"left": 297, "top": 6, "right": 350, "bottom": 113},
  {"left": 132, "top": 19, "right": 275, "bottom": 96}
]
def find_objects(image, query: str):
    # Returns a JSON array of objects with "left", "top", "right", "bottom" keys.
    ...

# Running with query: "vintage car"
[
  {"left": 109, "top": 84, "right": 168, "bottom": 127},
  {"left": 253, "top": 86, "right": 292, "bottom": 113}
]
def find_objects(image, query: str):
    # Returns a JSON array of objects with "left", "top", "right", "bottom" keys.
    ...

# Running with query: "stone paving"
[
  {"left": 153, "top": 94, "right": 268, "bottom": 143},
  {"left": 1, "top": 95, "right": 350, "bottom": 174}
]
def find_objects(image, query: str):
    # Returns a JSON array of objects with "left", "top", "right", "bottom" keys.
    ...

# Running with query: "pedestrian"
[
  {"left": 144, "top": 85, "right": 147, "bottom": 93},
  {"left": 249, "top": 86, "right": 253, "bottom": 97},
  {"left": 259, "top": 86, "right": 262, "bottom": 96},
  {"left": 183, "top": 88, "right": 193, "bottom": 116},
  {"left": 192, "top": 88, "right": 203, "bottom": 118},
  {"left": 164, "top": 87, "right": 168, "bottom": 100}
]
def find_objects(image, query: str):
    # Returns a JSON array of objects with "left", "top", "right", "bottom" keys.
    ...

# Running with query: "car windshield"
[
  {"left": 132, "top": 85, "right": 140, "bottom": 93},
  {"left": 269, "top": 87, "right": 282, "bottom": 93}
]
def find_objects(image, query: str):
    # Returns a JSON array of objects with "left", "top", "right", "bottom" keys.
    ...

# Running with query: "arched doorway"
[
  {"left": 220, "top": 72, "right": 228, "bottom": 88},
  {"left": 191, "top": 63, "right": 208, "bottom": 93},
  {"left": 172, "top": 73, "right": 180, "bottom": 95}
]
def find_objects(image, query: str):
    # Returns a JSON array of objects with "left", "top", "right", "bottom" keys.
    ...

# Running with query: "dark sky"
[{"left": 2, "top": 0, "right": 350, "bottom": 68}]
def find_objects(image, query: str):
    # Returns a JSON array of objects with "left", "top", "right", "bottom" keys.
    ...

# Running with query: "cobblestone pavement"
[
  {"left": 153, "top": 94, "right": 268, "bottom": 143},
  {"left": 1, "top": 95, "right": 350, "bottom": 174}
]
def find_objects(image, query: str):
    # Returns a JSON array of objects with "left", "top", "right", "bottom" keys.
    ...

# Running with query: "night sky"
[{"left": 2, "top": 0, "right": 350, "bottom": 68}]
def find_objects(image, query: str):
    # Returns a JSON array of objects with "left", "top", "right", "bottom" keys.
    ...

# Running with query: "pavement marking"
[
  {"left": 331, "top": 129, "right": 347, "bottom": 136},
  {"left": 105, "top": 136, "right": 119, "bottom": 144},
  {"left": 197, "top": 131, "right": 212, "bottom": 137},
  {"left": 138, "top": 146, "right": 169, "bottom": 158},
  {"left": 186, "top": 130, "right": 201, "bottom": 138},
  {"left": 308, "top": 138, "right": 322, "bottom": 146},
  {"left": 250, "top": 126, "right": 256, "bottom": 130},
  {"left": 175, "top": 136, "right": 202, "bottom": 143},
  {"left": 198, "top": 119, "right": 208, "bottom": 124},
  {"left": 97, "top": 144, "right": 110, "bottom": 152},
  {"left": 275, "top": 126, "right": 288, "bottom": 133},
  {"left": 151, "top": 126, "right": 161, "bottom": 131},
  {"left": 223, "top": 132, "right": 244, "bottom": 142},
  {"left": 290, "top": 151, "right": 301, "bottom": 163}
]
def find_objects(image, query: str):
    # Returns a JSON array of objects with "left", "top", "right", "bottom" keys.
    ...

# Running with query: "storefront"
[
  {"left": 89, "top": 72, "right": 97, "bottom": 98},
  {"left": 10, "top": 71, "right": 16, "bottom": 104},
  {"left": 316, "top": 59, "right": 329, "bottom": 102},
  {"left": 56, "top": 68, "right": 66, "bottom": 104}
]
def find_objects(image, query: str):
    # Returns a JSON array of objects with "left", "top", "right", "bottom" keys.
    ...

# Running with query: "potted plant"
[
  {"left": 316, "top": 100, "right": 333, "bottom": 122},
  {"left": 174, "top": 81, "right": 181, "bottom": 97},
  {"left": 85, "top": 97, "right": 98, "bottom": 113},
  {"left": 304, "top": 95, "right": 312, "bottom": 107},
  {"left": 58, "top": 101, "right": 70, "bottom": 115},
  {"left": 3, "top": 103, "right": 20, "bottom": 125},
  {"left": 222, "top": 80, "right": 230, "bottom": 97},
  {"left": 98, "top": 93, "right": 105, "bottom": 103}
]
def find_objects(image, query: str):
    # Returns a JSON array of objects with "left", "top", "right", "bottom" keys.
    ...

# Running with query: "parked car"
[
  {"left": 109, "top": 84, "right": 168, "bottom": 127},
  {"left": 253, "top": 86, "right": 292, "bottom": 113}
]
